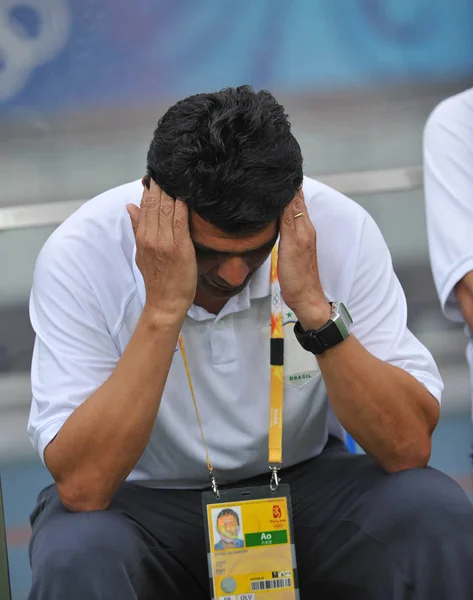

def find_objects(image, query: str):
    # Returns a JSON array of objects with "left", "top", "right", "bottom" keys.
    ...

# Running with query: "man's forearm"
[
  {"left": 45, "top": 307, "right": 184, "bottom": 511},
  {"left": 316, "top": 335, "right": 440, "bottom": 472}
]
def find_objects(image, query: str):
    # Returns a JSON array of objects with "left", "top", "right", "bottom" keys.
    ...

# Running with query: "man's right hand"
[{"left": 127, "top": 178, "right": 197, "bottom": 319}]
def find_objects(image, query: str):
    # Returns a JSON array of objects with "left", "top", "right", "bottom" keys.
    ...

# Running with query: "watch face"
[
  {"left": 332, "top": 301, "right": 352, "bottom": 339},
  {"left": 338, "top": 302, "right": 353, "bottom": 326}
]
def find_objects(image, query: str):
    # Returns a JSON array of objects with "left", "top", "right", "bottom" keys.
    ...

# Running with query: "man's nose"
[{"left": 218, "top": 257, "right": 250, "bottom": 287}]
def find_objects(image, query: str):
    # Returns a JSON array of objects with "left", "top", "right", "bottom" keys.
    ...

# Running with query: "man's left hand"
[{"left": 278, "top": 190, "right": 331, "bottom": 330}]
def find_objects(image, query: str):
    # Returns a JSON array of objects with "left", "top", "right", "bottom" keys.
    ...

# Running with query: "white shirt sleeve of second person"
[{"left": 424, "top": 89, "right": 473, "bottom": 322}]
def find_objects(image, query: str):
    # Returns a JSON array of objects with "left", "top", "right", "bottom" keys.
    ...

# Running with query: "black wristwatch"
[{"left": 293, "top": 301, "right": 353, "bottom": 355}]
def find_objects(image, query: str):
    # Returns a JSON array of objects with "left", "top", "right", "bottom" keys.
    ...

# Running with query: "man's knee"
[
  {"left": 31, "top": 509, "right": 141, "bottom": 578},
  {"left": 363, "top": 467, "right": 473, "bottom": 539}
]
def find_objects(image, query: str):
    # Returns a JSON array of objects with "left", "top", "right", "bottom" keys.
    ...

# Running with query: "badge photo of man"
[{"left": 214, "top": 508, "right": 245, "bottom": 550}]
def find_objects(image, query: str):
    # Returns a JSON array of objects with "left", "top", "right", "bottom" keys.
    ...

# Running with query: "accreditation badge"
[{"left": 202, "top": 484, "right": 299, "bottom": 600}]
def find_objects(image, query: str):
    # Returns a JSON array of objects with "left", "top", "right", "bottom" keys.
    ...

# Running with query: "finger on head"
[
  {"left": 281, "top": 196, "right": 295, "bottom": 226},
  {"left": 161, "top": 188, "right": 175, "bottom": 206},
  {"left": 141, "top": 178, "right": 161, "bottom": 211},
  {"left": 149, "top": 177, "right": 160, "bottom": 192},
  {"left": 280, "top": 190, "right": 304, "bottom": 231},
  {"left": 158, "top": 189, "right": 176, "bottom": 230},
  {"left": 289, "top": 189, "right": 306, "bottom": 227},
  {"left": 291, "top": 189, "right": 305, "bottom": 212},
  {"left": 173, "top": 199, "right": 190, "bottom": 235}
]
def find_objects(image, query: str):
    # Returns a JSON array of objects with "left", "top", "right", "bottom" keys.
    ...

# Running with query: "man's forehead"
[{"left": 190, "top": 211, "right": 278, "bottom": 254}]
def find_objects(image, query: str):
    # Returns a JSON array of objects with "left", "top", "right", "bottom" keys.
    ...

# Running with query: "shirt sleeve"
[
  {"left": 424, "top": 89, "right": 473, "bottom": 322},
  {"left": 27, "top": 235, "right": 120, "bottom": 463},
  {"left": 348, "top": 212, "right": 443, "bottom": 402}
]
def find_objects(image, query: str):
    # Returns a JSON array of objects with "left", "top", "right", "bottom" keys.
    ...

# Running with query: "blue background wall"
[
  {"left": 1, "top": 2, "right": 473, "bottom": 598},
  {"left": 2, "top": 0, "right": 473, "bottom": 118}
]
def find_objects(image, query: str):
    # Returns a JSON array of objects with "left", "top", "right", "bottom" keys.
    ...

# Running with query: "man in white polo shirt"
[
  {"left": 424, "top": 87, "right": 473, "bottom": 412},
  {"left": 27, "top": 86, "right": 473, "bottom": 600}
]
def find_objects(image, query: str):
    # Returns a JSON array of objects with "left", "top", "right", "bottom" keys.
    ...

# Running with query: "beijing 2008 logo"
[{"left": 0, "top": 0, "right": 71, "bottom": 101}]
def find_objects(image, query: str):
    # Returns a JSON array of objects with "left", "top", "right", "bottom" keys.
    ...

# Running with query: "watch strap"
[{"left": 293, "top": 317, "right": 346, "bottom": 355}]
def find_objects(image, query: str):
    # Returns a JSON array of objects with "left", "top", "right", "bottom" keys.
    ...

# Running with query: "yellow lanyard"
[{"left": 179, "top": 246, "right": 284, "bottom": 497}]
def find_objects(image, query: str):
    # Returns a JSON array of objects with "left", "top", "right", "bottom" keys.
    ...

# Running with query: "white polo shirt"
[
  {"left": 424, "top": 88, "right": 473, "bottom": 402},
  {"left": 28, "top": 176, "right": 442, "bottom": 488}
]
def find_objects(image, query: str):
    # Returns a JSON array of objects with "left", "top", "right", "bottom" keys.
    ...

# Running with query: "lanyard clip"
[
  {"left": 210, "top": 472, "right": 220, "bottom": 499},
  {"left": 270, "top": 466, "right": 280, "bottom": 492}
]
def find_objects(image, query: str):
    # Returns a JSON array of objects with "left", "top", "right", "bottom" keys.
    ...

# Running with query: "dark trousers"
[{"left": 28, "top": 438, "right": 473, "bottom": 599}]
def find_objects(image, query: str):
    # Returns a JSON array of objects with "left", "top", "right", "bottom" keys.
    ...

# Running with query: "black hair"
[
  {"left": 146, "top": 85, "right": 303, "bottom": 234},
  {"left": 217, "top": 508, "right": 240, "bottom": 525}
]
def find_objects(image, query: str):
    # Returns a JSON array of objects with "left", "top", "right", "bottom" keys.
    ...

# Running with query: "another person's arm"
[
  {"left": 424, "top": 90, "right": 473, "bottom": 330},
  {"left": 455, "top": 272, "right": 473, "bottom": 334},
  {"left": 31, "top": 181, "right": 196, "bottom": 511}
]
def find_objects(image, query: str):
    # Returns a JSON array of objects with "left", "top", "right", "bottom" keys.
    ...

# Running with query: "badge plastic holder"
[{"left": 202, "top": 483, "right": 299, "bottom": 600}]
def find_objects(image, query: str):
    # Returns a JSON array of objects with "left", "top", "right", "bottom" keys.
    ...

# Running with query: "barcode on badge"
[{"left": 251, "top": 578, "right": 292, "bottom": 591}]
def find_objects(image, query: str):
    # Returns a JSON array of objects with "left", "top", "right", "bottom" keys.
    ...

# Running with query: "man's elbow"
[
  {"left": 56, "top": 479, "right": 112, "bottom": 513},
  {"left": 45, "top": 445, "right": 113, "bottom": 512},
  {"left": 381, "top": 391, "right": 439, "bottom": 473},
  {"left": 380, "top": 437, "right": 432, "bottom": 474}
]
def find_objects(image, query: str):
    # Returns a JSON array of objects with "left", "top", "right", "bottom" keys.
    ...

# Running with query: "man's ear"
[{"left": 142, "top": 175, "right": 150, "bottom": 189}]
